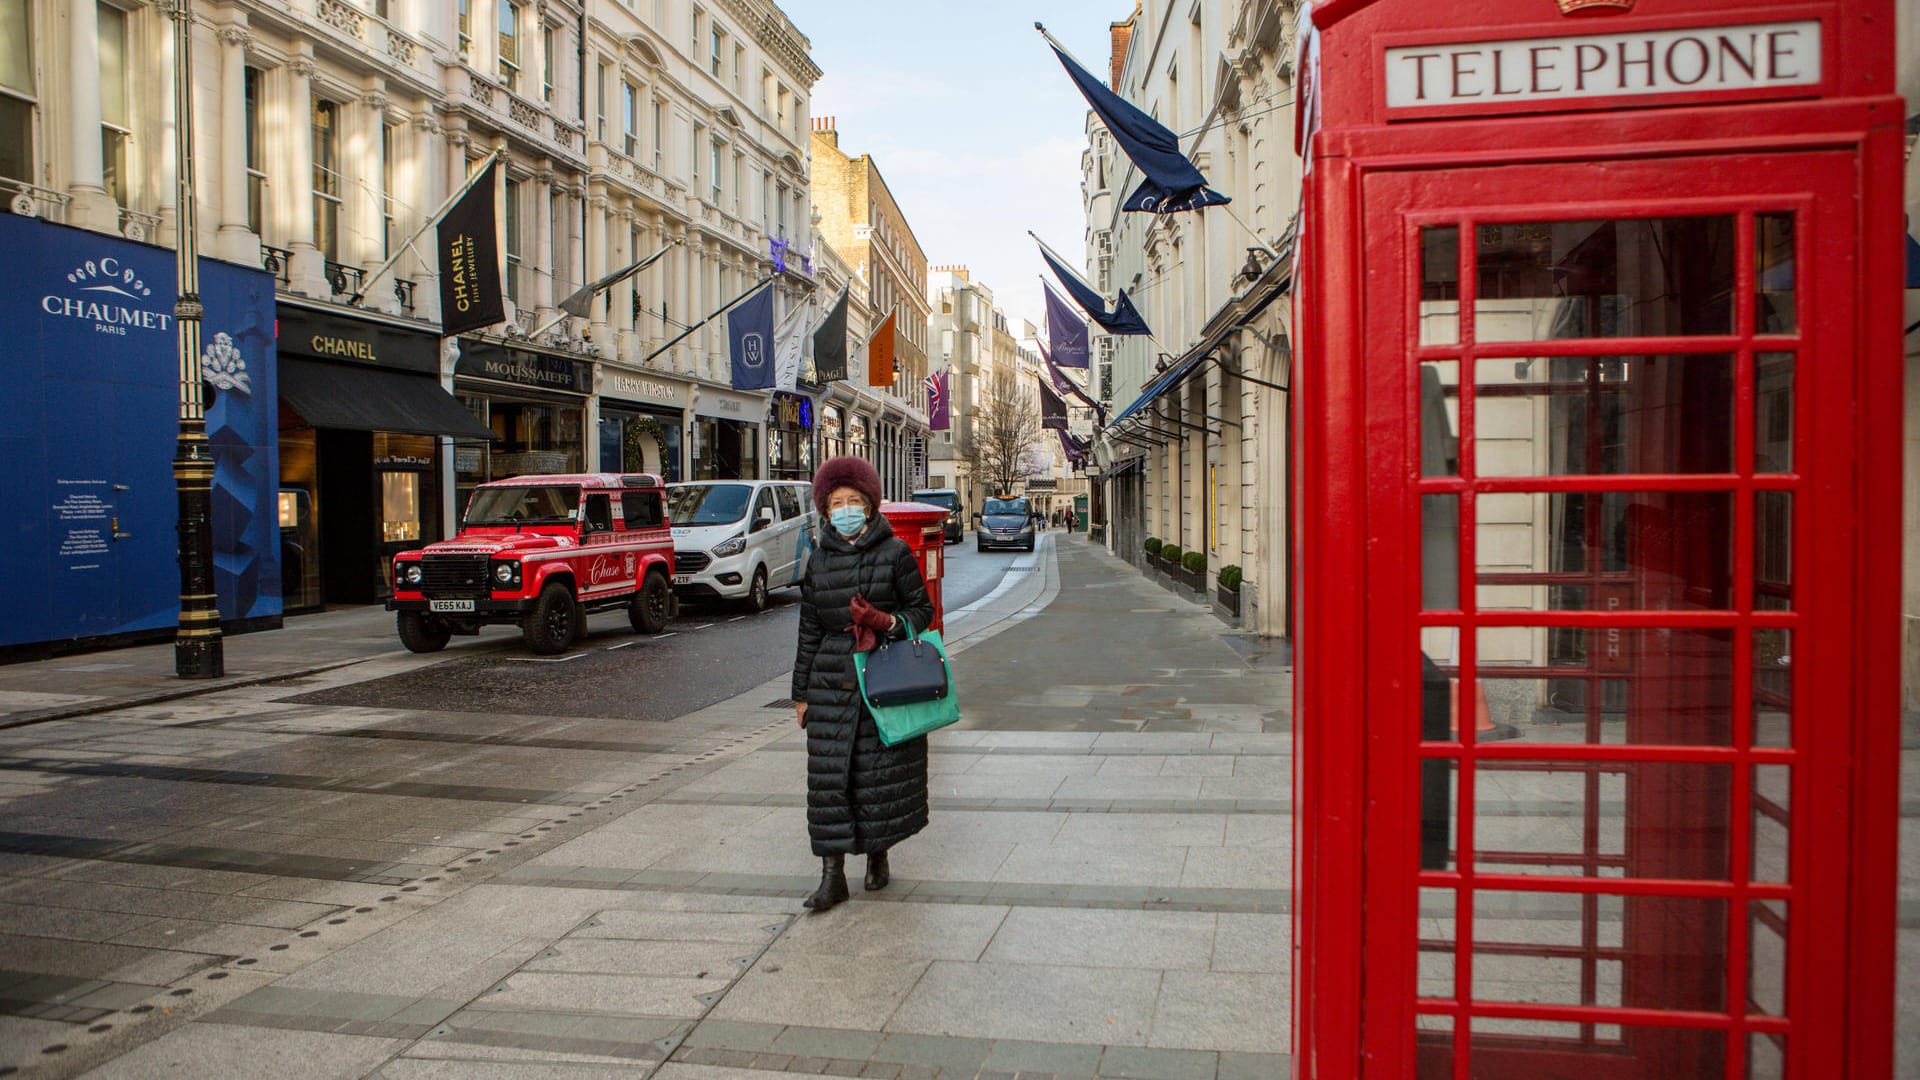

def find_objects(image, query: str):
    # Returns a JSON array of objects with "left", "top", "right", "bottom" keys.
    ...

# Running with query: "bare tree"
[{"left": 961, "top": 368, "right": 1042, "bottom": 498}]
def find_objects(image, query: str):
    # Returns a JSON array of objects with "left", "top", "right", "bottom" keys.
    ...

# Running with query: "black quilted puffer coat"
[{"left": 791, "top": 513, "right": 935, "bottom": 856}]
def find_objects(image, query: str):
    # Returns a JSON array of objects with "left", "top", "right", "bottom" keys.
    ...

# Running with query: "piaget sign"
[{"left": 1385, "top": 20, "right": 1820, "bottom": 110}]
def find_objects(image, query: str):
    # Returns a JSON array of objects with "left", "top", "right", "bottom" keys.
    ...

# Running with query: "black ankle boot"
[
  {"left": 803, "top": 855, "right": 849, "bottom": 912},
  {"left": 864, "top": 850, "right": 890, "bottom": 892}
]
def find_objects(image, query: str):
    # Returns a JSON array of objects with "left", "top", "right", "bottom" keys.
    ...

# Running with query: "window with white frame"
[
  {"left": 708, "top": 136, "right": 721, "bottom": 204},
  {"left": 731, "top": 151, "right": 742, "bottom": 216},
  {"left": 542, "top": 25, "right": 555, "bottom": 103},
  {"left": 98, "top": 3, "right": 130, "bottom": 207},
  {"left": 498, "top": 0, "right": 521, "bottom": 91},
  {"left": 504, "top": 176, "right": 521, "bottom": 303},
  {"left": 380, "top": 122, "right": 396, "bottom": 258},
  {"left": 243, "top": 68, "right": 265, "bottom": 234},
  {"left": 596, "top": 61, "right": 608, "bottom": 141},
  {"left": 690, "top": 120, "right": 703, "bottom": 189},
  {"left": 775, "top": 181, "right": 787, "bottom": 236},
  {"left": 0, "top": 0, "right": 30, "bottom": 186},
  {"left": 622, "top": 81, "right": 639, "bottom": 157},
  {"left": 457, "top": 0, "right": 470, "bottom": 59},
  {"left": 733, "top": 44, "right": 744, "bottom": 92},
  {"left": 310, "top": 98, "right": 341, "bottom": 261},
  {"left": 651, "top": 98, "right": 664, "bottom": 172},
  {"left": 709, "top": 24, "right": 723, "bottom": 77}
]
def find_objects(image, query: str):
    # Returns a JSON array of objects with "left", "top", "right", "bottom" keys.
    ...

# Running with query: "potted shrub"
[
  {"left": 1181, "top": 549, "right": 1208, "bottom": 593},
  {"left": 1144, "top": 537, "right": 1162, "bottom": 562},
  {"left": 1158, "top": 544, "right": 1182, "bottom": 581},
  {"left": 1217, "top": 564, "right": 1243, "bottom": 618}
]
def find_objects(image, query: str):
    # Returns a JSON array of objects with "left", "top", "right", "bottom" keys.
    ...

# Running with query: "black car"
[
  {"left": 976, "top": 496, "right": 1036, "bottom": 552},
  {"left": 910, "top": 488, "right": 965, "bottom": 545}
]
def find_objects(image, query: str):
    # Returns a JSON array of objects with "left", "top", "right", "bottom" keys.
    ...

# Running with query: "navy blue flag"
[
  {"left": 1044, "top": 284, "right": 1089, "bottom": 368},
  {"left": 1038, "top": 376, "right": 1069, "bottom": 432},
  {"left": 1034, "top": 237, "right": 1151, "bottom": 336},
  {"left": 727, "top": 284, "right": 776, "bottom": 391},
  {"left": 1046, "top": 42, "right": 1228, "bottom": 214}
]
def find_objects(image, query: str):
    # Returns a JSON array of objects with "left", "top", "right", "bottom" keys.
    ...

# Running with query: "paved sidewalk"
[
  {"left": 0, "top": 531, "right": 1294, "bottom": 1080},
  {"left": 0, "top": 607, "right": 508, "bottom": 731}
]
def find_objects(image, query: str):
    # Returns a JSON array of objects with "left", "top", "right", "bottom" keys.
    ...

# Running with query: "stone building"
[
  {"left": 1081, "top": 0, "right": 1298, "bottom": 637},
  {"left": 808, "top": 115, "right": 932, "bottom": 499},
  {"left": 0, "top": 0, "right": 820, "bottom": 612}
]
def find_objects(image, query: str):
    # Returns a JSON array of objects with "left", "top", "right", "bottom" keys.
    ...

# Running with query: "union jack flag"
[{"left": 926, "top": 370, "right": 950, "bottom": 431}]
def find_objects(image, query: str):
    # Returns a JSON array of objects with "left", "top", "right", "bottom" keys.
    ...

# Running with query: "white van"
[{"left": 665, "top": 480, "right": 815, "bottom": 611}]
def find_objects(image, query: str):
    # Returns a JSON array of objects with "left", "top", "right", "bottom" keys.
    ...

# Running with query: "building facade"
[
  {"left": 1082, "top": 0, "right": 1298, "bottom": 637},
  {"left": 0, "top": 0, "right": 819, "bottom": 620},
  {"left": 809, "top": 116, "right": 931, "bottom": 499}
]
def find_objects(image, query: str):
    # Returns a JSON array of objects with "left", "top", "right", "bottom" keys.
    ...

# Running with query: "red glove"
[{"left": 848, "top": 594, "right": 898, "bottom": 654}]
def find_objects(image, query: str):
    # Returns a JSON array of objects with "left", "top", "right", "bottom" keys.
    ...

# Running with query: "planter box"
[
  {"left": 1182, "top": 566, "right": 1207, "bottom": 593},
  {"left": 1217, "top": 585, "right": 1241, "bottom": 617}
]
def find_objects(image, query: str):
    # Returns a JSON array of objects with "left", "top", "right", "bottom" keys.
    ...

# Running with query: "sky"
[{"left": 778, "top": 1, "right": 1127, "bottom": 337}]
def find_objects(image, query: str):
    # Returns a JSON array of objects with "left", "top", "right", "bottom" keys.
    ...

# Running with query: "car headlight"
[
  {"left": 711, "top": 534, "right": 747, "bottom": 558},
  {"left": 400, "top": 563, "right": 422, "bottom": 586},
  {"left": 492, "top": 561, "right": 521, "bottom": 585}
]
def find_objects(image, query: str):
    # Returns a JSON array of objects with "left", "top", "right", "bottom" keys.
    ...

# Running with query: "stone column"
[
  {"left": 65, "top": 0, "right": 118, "bottom": 228},
  {"left": 213, "top": 25, "right": 254, "bottom": 261},
  {"left": 284, "top": 56, "right": 326, "bottom": 296},
  {"left": 531, "top": 167, "right": 554, "bottom": 321},
  {"left": 611, "top": 204, "right": 636, "bottom": 361},
  {"left": 585, "top": 183, "right": 610, "bottom": 346},
  {"left": 347, "top": 90, "right": 390, "bottom": 289}
]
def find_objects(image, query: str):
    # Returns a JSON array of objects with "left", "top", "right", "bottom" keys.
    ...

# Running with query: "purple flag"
[
  {"left": 1039, "top": 375, "right": 1068, "bottom": 431},
  {"left": 1057, "top": 427, "right": 1085, "bottom": 464},
  {"left": 1044, "top": 284, "right": 1089, "bottom": 367},
  {"left": 926, "top": 370, "right": 950, "bottom": 431}
]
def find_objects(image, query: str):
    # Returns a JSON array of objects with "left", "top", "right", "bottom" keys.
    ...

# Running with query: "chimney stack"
[
  {"left": 810, "top": 116, "right": 838, "bottom": 147},
  {"left": 1109, "top": 7, "right": 1137, "bottom": 91}
]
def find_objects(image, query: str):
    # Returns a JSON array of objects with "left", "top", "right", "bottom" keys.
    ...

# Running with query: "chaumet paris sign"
[{"left": 1385, "top": 20, "right": 1820, "bottom": 110}]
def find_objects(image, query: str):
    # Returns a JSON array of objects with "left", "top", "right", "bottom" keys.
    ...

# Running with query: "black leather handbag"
[{"left": 857, "top": 629, "right": 951, "bottom": 707}]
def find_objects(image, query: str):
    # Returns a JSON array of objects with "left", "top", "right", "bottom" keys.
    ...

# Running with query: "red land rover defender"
[{"left": 388, "top": 473, "right": 675, "bottom": 655}]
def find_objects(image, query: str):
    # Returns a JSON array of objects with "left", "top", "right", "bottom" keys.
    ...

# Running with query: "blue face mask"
[{"left": 829, "top": 505, "right": 867, "bottom": 537}]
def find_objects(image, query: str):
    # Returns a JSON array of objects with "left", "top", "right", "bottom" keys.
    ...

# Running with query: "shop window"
[{"left": 380, "top": 473, "right": 421, "bottom": 543}]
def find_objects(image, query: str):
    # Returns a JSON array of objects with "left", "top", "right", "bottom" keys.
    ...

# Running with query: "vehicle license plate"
[
  {"left": 429, "top": 600, "right": 475, "bottom": 613},
  {"left": 672, "top": 574, "right": 692, "bottom": 585}
]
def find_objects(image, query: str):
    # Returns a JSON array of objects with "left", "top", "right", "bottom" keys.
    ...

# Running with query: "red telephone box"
[{"left": 1291, "top": 1, "right": 1903, "bottom": 1076}]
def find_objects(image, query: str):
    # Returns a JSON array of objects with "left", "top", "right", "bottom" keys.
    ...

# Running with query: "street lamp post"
[{"left": 170, "top": 0, "right": 222, "bottom": 678}]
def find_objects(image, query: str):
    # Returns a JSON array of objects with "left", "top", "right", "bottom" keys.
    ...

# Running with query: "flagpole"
[
  {"left": 350, "top": 148, "right": 503, "bottom": 306},
  {"left": 638, "top": 275, "right": 774, "bottom": 366},
  {"left": 532, "top": 237, "right": 682, "bottom": 340}
]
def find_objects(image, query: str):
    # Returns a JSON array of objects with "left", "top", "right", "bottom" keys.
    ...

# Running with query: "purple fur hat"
[{"left": 811, "top": 456, "right": 883, "bottom": 517}]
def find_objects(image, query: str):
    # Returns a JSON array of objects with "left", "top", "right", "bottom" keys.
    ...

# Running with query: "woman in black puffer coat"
[{"left": 791, "top": 456, "right": 934, "bottom": 912}]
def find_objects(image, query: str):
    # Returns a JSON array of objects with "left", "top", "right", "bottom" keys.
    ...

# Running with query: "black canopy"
[{"left": 278, "top": 357, "right": 496, "bottom": 440}]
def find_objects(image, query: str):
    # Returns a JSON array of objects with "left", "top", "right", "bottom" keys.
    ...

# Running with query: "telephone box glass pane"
[
  {"left": 1472, "top": 762, "right": 1731, "bottom": 880},
  {"left": 1472, "top": 355, "right": 1733, "bottom": 476},
  {"left": 1415, "top": 1014, "right": 1453, "bottom": 1080},
  {"left": 1419, "top": 888, "right": 1457, "bottom": 996},
  {"left": 1755, "top": 353, "right": 1794, "bottom": 472},
  {"left": 1751, "top": 1033, "right": 1787, "bottom": 1080},
  {"left": 1420, "top": 361, "right": 1459, "bottom": 476},
  {"left": 1473, "top": 891, "right": 1726, "bottom": 1012},
  {"left": 1475, "top": 217, "right": 1734, "bottom": 341},
  {"left": 1753, "top": 629, "right": 1792, "bottom": 747},
  {"left": 1422, "top": 494, "right": 1460, "bottom": 609},
  {"left": 1475, "top": 628, "right": 1733, "bottom": 746},
  {"left": 1756, "top": 213, "right": 1796, "bottom": 334},
  {"left": 1755, "top": 491, "right": 1793, "bottom": 611},
  {"left": 1752, "top": 765, "right": 1791, "bottom": 883},
  {"left": 1474, "top": 491, "right": 1734, "bottom": 611},
  {"left": 1421, "top": 226, "right": 1460, "bottom": 345},
  {"left": 1748, "top": 899, "right": 1788, "bottom": 1018}
]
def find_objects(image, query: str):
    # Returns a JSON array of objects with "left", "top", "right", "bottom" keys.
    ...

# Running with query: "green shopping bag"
[{"left": 854, "top": 627, "right": 961, "bottom": 746}]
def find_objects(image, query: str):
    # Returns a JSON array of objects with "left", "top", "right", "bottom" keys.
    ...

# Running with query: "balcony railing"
[
  {"left": 301, "top": 0, "right": 431, "bottom": 78},
  {"left": 393, "top": 277, "right": 416, "bottom": 315},
  {"left": 117, "top": 208, "right": 161, "bottom": 243},
  {"left": 261, "top": 244, "right": 294, "bottom": 286},
  {"left": 326, "top": 260, "right": 365, "bottom": 300},
  {"left": 1, "top": 177, "right": 72, "bottom": 222}
]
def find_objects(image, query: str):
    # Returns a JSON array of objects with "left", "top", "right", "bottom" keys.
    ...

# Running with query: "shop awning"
[{"left": 279, "top": 357, "right": 497, "bottom": 440}]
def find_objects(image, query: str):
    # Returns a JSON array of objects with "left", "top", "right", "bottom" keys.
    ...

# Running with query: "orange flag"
[{"left": 866, "top": 310, "right": 896, "bottom": 387}]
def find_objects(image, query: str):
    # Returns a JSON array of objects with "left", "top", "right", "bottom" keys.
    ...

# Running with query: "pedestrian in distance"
[{"left": 791, "top": 456, "right": 935, "bottom": 913}]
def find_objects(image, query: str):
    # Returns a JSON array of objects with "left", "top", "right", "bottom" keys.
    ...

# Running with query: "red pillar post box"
[
  {"left": 880, "top": 501, "right": 949, "bottom": 633},
  {"left": 1291, "top": 1, "right": 1903, "bottom": 1076}
]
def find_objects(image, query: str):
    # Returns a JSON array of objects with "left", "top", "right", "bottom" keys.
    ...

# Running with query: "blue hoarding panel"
[{"left": 0, "top": 215, "right": 280, "bottom": 648}]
